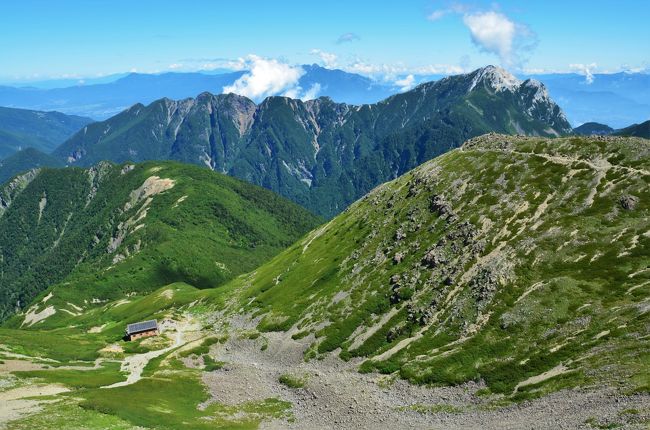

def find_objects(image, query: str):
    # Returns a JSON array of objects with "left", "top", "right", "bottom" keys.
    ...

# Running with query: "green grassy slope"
[
  {"left": 225, "top": 134, "right": 650, "bottom": 396},
  {"left": 0, "top": 282, "right": 290, "bottom": 430},
  {"left": 0, "top": 160, "right": 320, "bottom": 322}
]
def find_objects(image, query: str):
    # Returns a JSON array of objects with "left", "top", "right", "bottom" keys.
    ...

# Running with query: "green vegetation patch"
[
  {"left": 7, "top": 399, "right": 137, "bottom": 430},
  {"left": 13, "top": 361, "right": 125, "bottom": 389},
  {"left": 79, "top": 374, "right": 291, "bottom": 429},
  {"left": 401, "top": 403, "right": 464, "bottom": 414},
  {"left": 278, "top": 372, "right": 308, "bottom": 389}
]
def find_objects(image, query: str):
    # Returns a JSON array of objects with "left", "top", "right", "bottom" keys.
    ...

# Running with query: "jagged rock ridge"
[{"left": 53, "top": 66, "right": 572, "bottom": 217}]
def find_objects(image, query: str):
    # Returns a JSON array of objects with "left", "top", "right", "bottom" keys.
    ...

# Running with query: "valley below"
[{"left": 0, "top": 303, "right": 647, "bottom": 429}]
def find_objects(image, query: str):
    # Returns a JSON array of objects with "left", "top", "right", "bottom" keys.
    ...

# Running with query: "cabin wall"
[{"left": 128, "top": 329, "right": 159, "bottom": 341}]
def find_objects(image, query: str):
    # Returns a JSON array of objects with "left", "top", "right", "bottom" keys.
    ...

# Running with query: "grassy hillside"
[
  {"left": 225, "top": 134, "right": 649, "bottom": 396},
  {"left": 0, "top": 160, "right": 320, "bottom": 322},
  {"left": 0, "top": 134, "right": 648, "bottom": 429}
]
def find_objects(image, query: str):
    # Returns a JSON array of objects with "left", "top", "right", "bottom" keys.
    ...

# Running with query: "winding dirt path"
[{"left": 102, "top": 322, "right": 186, "bottom": 389}]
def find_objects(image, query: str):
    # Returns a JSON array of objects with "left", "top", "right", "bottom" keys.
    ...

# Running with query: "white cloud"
[
  {"left": 223, "top": 55, "right": 305, "bottom": 101},
  {"left": 569, "top": 63, "right": 597, "bottom": 84},
  {"left": 394, "top": 74, "right": 416, "bottom": 91},
  {"left": 427, "top": 10, "right": 448, "bottom": 21},
  {"left": 336, "top": 32, "right": 360, "bottom": 44},
  {"left": 302, "top": 83, "right": 322, "bottom": 100},
  {"left": 283, "top": 83, "right": 321, "bottom": 101},
  {"left": 427, "top": 6, "right": 535, "bottom": 69},
  {"left": 310, "top": 49, "right": 338, "bottom": 68},
  {"left": 168, "top": 63, "right": 183, "bottom": 70},
  {"left": 463, "top": 11, "right": 517, "bottom": 66},
  {"left": 344, "top": 60, "right": 464, "bottom": 79},
  {"left": 427, "top": 3, "right": 469, "bottom": 21}
]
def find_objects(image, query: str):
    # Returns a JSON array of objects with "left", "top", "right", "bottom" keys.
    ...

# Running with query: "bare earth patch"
[{"left": 199, "top": 321, "right": 650, "bottom": 429}]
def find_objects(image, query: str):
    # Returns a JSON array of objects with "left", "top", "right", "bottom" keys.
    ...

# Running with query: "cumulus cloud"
[
  {"left": 223, "top": 55, "right": 305, "bottom": 101},
  {"left": 310, "top": 49, "right": 338, "bottom": 68},
  {"left": 282, "top": 83, "right": 321, "bottom": 101},
  {"left": 463, "top": 12, "right": 518, "bottom": 65},
  {"left": 569, "top": 63, "right": 597, "bottom": 84},
  {"left": 394, "top": 74, "right": 416, "bottom": 91},
  {"left": 336, "top": 32, "right": 360, "bottom": 44},
  {"left": 428, "top": 6, "right": 536, "bottom": 68}
]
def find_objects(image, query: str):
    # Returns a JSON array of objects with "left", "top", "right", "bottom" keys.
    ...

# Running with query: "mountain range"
[
  {"left": 5, "top": 66, "right": 571, "bottom": 218},
  {"left": 0, "top": 65, "right": 395, "bottom": 120},
  {"left": 615, "top": 119, "right": 650, "bottom": 138},
  {"left": 528, "top": 72, "right": 650, "bottom": 128},
  {"left": 572, "top": 119, "right": 650, "bottom": 139},
  {"left": 2, "top": 65, "right": 649, "bottom": 128},
  {"left": 0, "top": 106, "right": 92, "bottom": 158}
]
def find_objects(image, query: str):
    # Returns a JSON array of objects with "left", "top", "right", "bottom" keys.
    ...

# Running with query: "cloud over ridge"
[{"left": 223, "top": 55, "right": 305, "bottom": 101}]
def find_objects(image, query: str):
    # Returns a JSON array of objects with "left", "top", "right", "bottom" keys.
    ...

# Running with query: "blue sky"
[{"left": 1, "top": 0, "right": 648, "bottom": 82}]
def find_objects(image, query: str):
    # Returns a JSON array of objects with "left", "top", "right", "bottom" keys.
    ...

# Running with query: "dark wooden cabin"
[{"left": 126, "top": 319, "right": 159, "bottom": 341}]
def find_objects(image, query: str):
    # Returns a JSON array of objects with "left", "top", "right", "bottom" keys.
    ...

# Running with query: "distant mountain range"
[
  {"left": 572, "top": 119, "right": 650, "bottom": 139},
  {"left": 0, "top": 106, "right": 92, "bottom": 158},
  {"left": 572, "top": 122, "right": 614, "bottom": 136},
  {"left": 0, "top": 65, "right": 395, "bottom": 120},
  {"left": 1, "top": 65, "right": 648, "bottom": 128},
  {"left": 526, "top": 72, "right": 650, "bottom": 128},
  {"left": 1, "top": 66, "right": 571, "bottom": 218},
  {"left": 614, "top": 119, "right": 650, "bottom": 138}
]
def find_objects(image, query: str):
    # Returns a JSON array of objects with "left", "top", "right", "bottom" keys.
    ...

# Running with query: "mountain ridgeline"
[
  {"left": 615, "top": 119, "right": 650, "bottom": 138},
  {"left": 0, "top": 106, "right": 92, "bottom": 158},
  {"left": 52, "top": 66, "right": 572, "bottom": 218},
  {"left": 0, "top": 161, "right": 320, "bottom": 321}
]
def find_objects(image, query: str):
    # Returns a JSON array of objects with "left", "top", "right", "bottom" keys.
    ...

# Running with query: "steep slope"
[
  {"left": 0, "top": 148, "right": 64, "bottom": 184},
  {"left": 0, "top": 106, "right": 92, "bottom": 158},
  {"left": 573, "top": 121, "right": 614, "bottom": 135},
  {"left": 615, "top": 119, "right": 650, "bottom": 138},
  {"left": 223, "top": 134, "right": 649, "bottom": 396},
  {"left": 53, "top": 66, "right": 571, "bottom": 217},
  {"left": 0, "top": 161, "right": 320, "bottom": 321}
]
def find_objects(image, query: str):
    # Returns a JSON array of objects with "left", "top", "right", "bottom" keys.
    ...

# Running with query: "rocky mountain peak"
[{"left": 468, "top": 65, "right": 521, "bottom": 93}]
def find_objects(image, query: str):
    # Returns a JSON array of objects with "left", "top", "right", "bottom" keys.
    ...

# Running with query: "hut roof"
[{"left": 126, "top": 319, "right": 158, "bottom": 335}]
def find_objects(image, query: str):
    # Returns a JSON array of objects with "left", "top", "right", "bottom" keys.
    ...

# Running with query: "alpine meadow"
[{"left": 0, "top": 1, "right": 648, "bottom": 429}]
